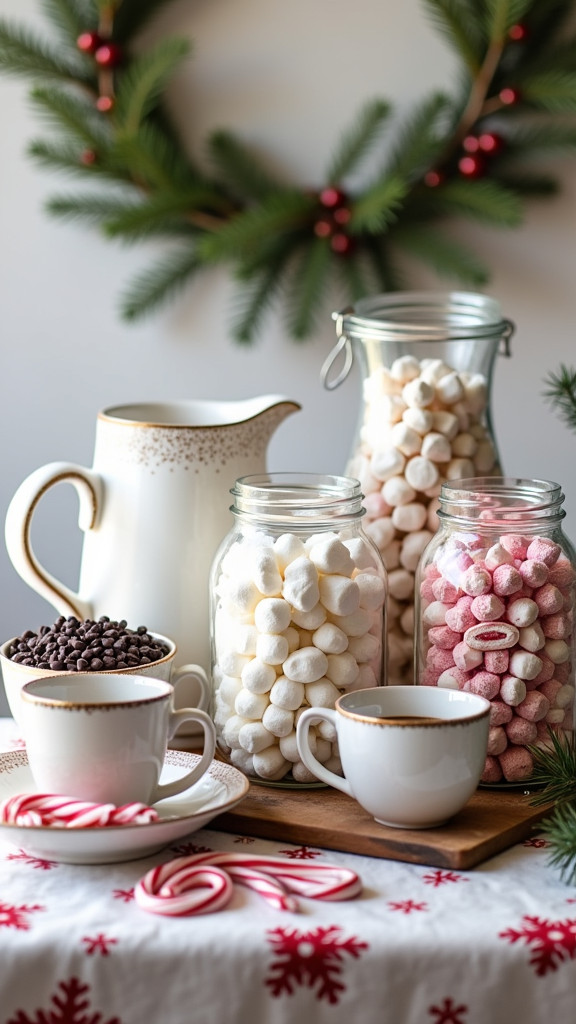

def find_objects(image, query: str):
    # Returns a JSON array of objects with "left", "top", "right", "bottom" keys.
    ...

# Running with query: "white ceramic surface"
[
  {"left": 4, "top": 397, "right": 300, "bottom": 689},
  {"left": 0, "top": 749, "right": 249, "bottom": 864},
  {"left": 296, "top": 686, "right": 490, "bottom": 829},
  {"left": 19, "top": 674, "right": 216, "bottom": 806},
  {"left": 0, "top": 632, "right": 209, "bottom": 727}
]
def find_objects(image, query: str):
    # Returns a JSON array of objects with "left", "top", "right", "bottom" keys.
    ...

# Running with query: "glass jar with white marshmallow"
[
  {"left": 323, "top": 291, "right": 513, "bottom": 686},
  {"left": 209, "top": 473, "right": 387, "bottom": 786}
]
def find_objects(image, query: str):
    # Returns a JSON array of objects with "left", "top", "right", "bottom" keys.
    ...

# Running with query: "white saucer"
[{"left": 0, "top": 749, "right": 249, "bottom": 865}]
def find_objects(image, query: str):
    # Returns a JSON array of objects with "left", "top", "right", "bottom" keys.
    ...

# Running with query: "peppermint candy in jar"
[{"left": 414, "top": 477, "right": 576, "bottom": 785}]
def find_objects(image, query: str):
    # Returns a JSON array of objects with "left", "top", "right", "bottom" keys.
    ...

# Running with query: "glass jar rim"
[
  {"left": 437, "top": 476, "right": 565, "bottom": 526},
  {"left": 230, "top": 473, "right": 364, "bottom": 524},
  {"left": 333, "top": 290, "right": 513, "bottom": 343}
]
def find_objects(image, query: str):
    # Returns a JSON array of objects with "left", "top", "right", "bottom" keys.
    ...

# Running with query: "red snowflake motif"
[
  {"left": 233, "top": 835, "right": 255, "bottom": 844},
  {"left": 6, "top": 975, "right": 121, "bottom": 1024},
  {"left": 6, "top": 849, "right": 58, "bottom": 870},
  {"left": 422, "top": 869, "right": 468, "bottom": 888},
  {"left": 265, "top": 924, "right": 368, "bottom": 1005},
  {"left": 169, "top": 841, "right": 212, "bottom": 856},
  {"left": 429, "top": 996, "right": 468, "bottom": 1023},
  {"left": 113, "top": 888, "right": 135, "bottom": 903},
  {"left": 499, "top": 915, "right": 576, "bottom": 976},
  {"left": 278, "top": 846, "right": 322, "bottom": 860},
  {"left": 567, "top": 899, "right": 576, "bottom": 905},
  {"left": 388, "top": 899, "right": 428, "bottom": 914},
  {"left": 8, "top": 734, "right": 26, "bottom": 749},
  {"left": 523, "top": 837, "right": 551, "bottom": 848},
  {"left": 82, "top": 933, "right": 118, "bottom": 956},
  {"left": 0, "top": 900, "right": 44, "bottom": 930}
]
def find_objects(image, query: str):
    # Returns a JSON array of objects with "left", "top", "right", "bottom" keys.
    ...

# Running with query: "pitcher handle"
[
  {"left": 296, "top": 708, "right": 352, "bottom": 796},
  {"left": 5, "top": 461, "right": 101, "bottom": 621}
]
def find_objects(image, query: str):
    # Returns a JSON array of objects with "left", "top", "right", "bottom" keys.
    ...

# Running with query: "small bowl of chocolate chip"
[{"left": 1, "top": 615, "right": 178, "bottom": 725}]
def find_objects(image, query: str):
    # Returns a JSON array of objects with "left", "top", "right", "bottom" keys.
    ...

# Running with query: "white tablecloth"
[{"left": 0, "top": 716, "right": 575, "bottom": 1024}]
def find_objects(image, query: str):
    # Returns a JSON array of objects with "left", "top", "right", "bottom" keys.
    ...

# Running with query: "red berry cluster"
[
  {"left": 77, "top": 29, "right": 122, "bottom": 123},
  {"left": 313, "top": 187, "right": 355, "bottom": 255}
]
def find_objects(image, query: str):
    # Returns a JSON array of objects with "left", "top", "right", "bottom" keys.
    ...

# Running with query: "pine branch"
[
  {"left": 103, "top": 189, "right": 224, "bottom": 239},
  {"left": 284, "top": 238, "right": 333, "bottom": 341},
  {"left": 384, "top": 92, "right": 453, "bottom": 182},
  {"left": 40, "top": 0, "right": 96, "bottom": 42},
  {"left": 529, "top": 730, "right": 576, "bottom": 805},
  {"left": 484, "top": 0, "right": 535, "bottom": 42},
  {"left": 112, "top": 0, "right": 177, "bottom": 46},
  {"left": 46, "top": 190, "right": 144, "bottom": 224},
  {"left": 518, "top": 70, "right": 576, "bottom": 112},
  {"left": 120, "top": 244, "right": 203, "bottom": 321},
  {"left": 208, "top": 130, "right": 280, "bottom": 200},
  {"left": 110, "top": 122, "right": 207, "bottom": 193},
  {"left": 432, "top": 178, "right": 524, "bottom": 225},
  {"left": 392, "top": 223, "right": 490, "bottom": 284},
  {"left": 325, "top": 99, "right": 392, "bottom": 185},
  {"left": 230, "top": 240, "right": 295, "bottom": 344},
  {"left": 0, "top": 18, "right": 91, "bottom": 82},
  {"left": 539, "top": 803, "right": 576, "bottom": 886},
  {"left": 350, "top": 176, "right": 408, "bottom": 234},
  {"left": 335, "top": 250, "right": 374, "bottom": 303},
  {"left": 113, "top": 36, "right": 191, "bottom": 135},
  {"left": 421, "top": 0, "right": 487, "bottom": 72},
  {"left": 543, "top": 364, "right": 576, "bottom": 434},
  {"left": 198, "top": 191, "right": 316, "bottom": 263},
  {"left": 30, "top": 85, "right": 110, "bottom": 148}
]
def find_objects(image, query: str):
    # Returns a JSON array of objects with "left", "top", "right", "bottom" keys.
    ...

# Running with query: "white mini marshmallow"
[
  {"left": 392, "top": 502, "right": 427, "bottom": 532},
  {"left": 282, "top": 626, "right": 301, "bottom": 654},
  {"left": 453, "top": 642, "right": 483, "bottom": 671},
  {"left": 423, "top": 601, "right": 449, "bottom": 626},
  {"left": 391, "top": 355, "right": 421, "bottom": 383},
  {"left": 404, "top": 456, "right": 439, "bottom": 492},
  {"left": 273, "top": 533, "right": 307, "bottom": 572},
  {"left": 305, "top": 677, "right": 342, "bottom": 707},
  {"left": 251, "top": 547, "right": 283, "bottom": 596},
  {"left": 222, "top": 713, "right": 251, "bottom": 750},
  {"left": 282, "top": 556, "right": 320, "bottom": 612},
  {"left": 308, "top": 538, "right": 355, "bottom": 577},
  {"left": 238, "top": 721, "right": 276, "bottom": 754},
  {"left": 312, "top": 622, "right": 349, "bottom": 654},
  {"left": 556, "top": 684, "right": 575, "bottom": 709},
  {"left": 279, "top": 729, "right": 308, "bottom": 762},
  {"left": 234, "top": 623, "right": 259, "bottom": 656},
  {"left": 451, "top": 432, "right": 478, "bottom": 458},
  {"left": 391, "top": 421, "right": 422, "bottom": 457},
  {"left": 381, "top": 539, "right": 401, "bottom": 570},
  {"left": 485, "top": 542, "right": 515, "bottom": 570},
  {"left": 437, "top": 668, "right": 461, "bottom": 689},
  {"left": 241, "top": 658, "right": 276, "bottom": 694},
  {"left": 420, "top": 431, "right": 452, "bottom": 464},
  {"left": 402, "top": 378, "right": 434, "bottom": 409},
  {"left": 355, "top": 572, "right": 386, "bottom": 611},
  {"left": 218, "top": 675, "right": 243, "bottom": 705},
  {"left": 506, "top": 598, "right": 539, "bottom": 628},
  {"left": 451, "top": 401, "right": 470, "bottom": 430},
  {"left": 544, "top": 639, "right": 570, "bottom": 664},
  {"left": 254, "top": 597, "right": 292, "bottom": 634},
  {"left": 400, "top": 604, "right": 414, "bottom": 635},
  {"left": 235, "top": 688, "right": 270, "bottom": 719},
  {"left": 346, "top": 633, "right": 381, "bottom": 662},
  {"left": 318, "top": 575, "right": 360, "bottom": 617},
  {"left": 402, "top": 407, "right": 434, "bottom": 435},
  {"left": 225, "top": 578, "right": 261, "bottom": 615},
  {"left": 329, "top": 608, "right": 372, "bottom": 636},
  {"left": 256, "top": 633, "right": 290, "bottom": 665},
  {"left": 253, "top": 745, "right": 291, "bottom": 780},
  {"left": 363, "top": 365, "right": 400, "bottom": 400},
  {"left": 382, "top": 475, "right": 417, "bottom": 507},
  {"left": 430, "top": 410, "right": 459, "bottom": 440},
  {"left": 474, "top": 440, "right": 497, "bottom": 473},
  {"left": 509, "top": 651, "right": 543, "bottom": 681},
  {"left": 283, "top": 646, "right": 328, "bottom": 683},
  {"left": 518, "top": 623, "right": 545, "bottom": 653},
  {"left": 261, "top": 703, "right": 294, "bottom": 738},
  {"left": 290, "top": 603, "right": 327, "bottom": 630},
  {"left": 387, "top": 568, "right": 414, "bottom": 601},
  {"left": 364, "top": 516, "right": 396, "bottom": 551},
  {"left": 435, "top": 371, "right": 464, "bottom": 405},
  {"left": 419, "top": 359, "right": 452, "bottom": 384},
  {"left": 270, "top": 675, "right": 305, "bottom": 711},
  {"left": 463, "top": 374, "right": 488, "bottom": 415},
  {"left": 292, "top": 761, "right": 321, "bottom": 783},
  {"left": 400, "top": 530, "right": 433, "bottom": 572},
  {"left": 218, "top": 650, "right": 252, "bottom": 677},
  {"left": 370, "top": 447, "right": 406, "bottom": 482},
  {"left": 325, "top": 652, "right": 360, "bottom": 688},
  {"left": 500, "top": 675, "right": 527, "bottom": 706},
  {"left": 343, "top": 536, "right": 379, "bottom": 570},
  {"left": 353, "top": 664, "right": 378, "bottom": 689},
  {"left": 317, "top": 718, "right": 337, "bottom": 742},
  {"left": 230, "top": 747, "right": 255, "bottom": 774},
  {"left": 445, "top": 457, "right": 475, "bottom": 480}
]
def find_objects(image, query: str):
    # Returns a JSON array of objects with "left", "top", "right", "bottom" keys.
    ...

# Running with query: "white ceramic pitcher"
[{"left": 5, "top": 397, "right": 300, "bottom": 708}]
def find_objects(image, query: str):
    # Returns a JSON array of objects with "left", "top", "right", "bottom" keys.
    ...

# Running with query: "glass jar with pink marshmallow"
[
  {"left": 414, "top": 477, "right": 576, "bottom": 786},
  {"left": 322, "top": 291, "right": 513, "bottom": 686}
]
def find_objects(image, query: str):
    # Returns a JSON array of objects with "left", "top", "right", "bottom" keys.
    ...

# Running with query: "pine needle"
[
  {"left": 113, "top": 37, "right": 191, "bottom": 135},
  {"left": 529, "top": 731, "right": 576, "bottom": 806},
  {"left": 539, "top": 803, "right": 576, "bottom": 886},
  {"left": 543, "top": 364, "right": 576, "bottom": 434},
  {"left": 120, "top": 244, "right": 203, "bottom": 321},
  {"left": 325, "top": 99, "right": 391, "bottom": 185}
]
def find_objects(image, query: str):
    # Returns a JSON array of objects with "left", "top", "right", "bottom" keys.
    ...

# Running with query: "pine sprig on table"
[
  {"left": 529, "top": 732, "right": 576, "bottom": 884},
  {"left": 2, "top": 0, "right": 576, "bottom": 340}
]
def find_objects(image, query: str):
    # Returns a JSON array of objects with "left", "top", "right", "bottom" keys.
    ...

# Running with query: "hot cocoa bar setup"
[{"left": 1, "top": 291, "right": 575, "bottom": 870}]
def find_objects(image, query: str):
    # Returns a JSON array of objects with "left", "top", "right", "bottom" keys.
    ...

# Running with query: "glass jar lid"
[{"left": 230, "top": 473, "right": 364, "bottom": 526}]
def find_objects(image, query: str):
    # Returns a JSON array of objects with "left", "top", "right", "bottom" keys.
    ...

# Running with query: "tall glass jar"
[
  {"left": 322, "top": 290, "right": 513, "bottom": 685},
  {"left": 209, "top": 473, "right": 387, "bottom": 786},
  {"left": 414, "top": 477, "right": 575, "bottom": 786}
]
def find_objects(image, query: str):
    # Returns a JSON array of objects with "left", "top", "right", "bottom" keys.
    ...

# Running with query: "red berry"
[
  {"left": 80, "top": 149, "right": 97, "bottom": 166},
  {"left": 314, "top": 219, "right": 333, "bottom": 238},
  {"left": 95, "top": 95, "right": 114, "bottom": 113},
  {"left": 508, "top": 23, "right": 529, "bottom": 42},
  {"left": 462, "top": 135, "right": 480, "bottom": 153},
  {"left": 499, "top": 87, "right": 521, "bottom": 106},
  {"left": 319, "top": 187, "right": 346, "bottom": 209},
  {"left": 478, "top": 132, "right": 504, "bottom": 155},
  {"left": 332, "top": 206, "right": 351, "bottom": 226},
  {"left": 77, "top": 31, "right": 101, "bottom": 54},
  {"left": 94, "top": 43, "right": 123, "bottom": 68},
  {"left": 331, "top": 233, "right": 354, "bottom": 255},
  {"left": 458, "top": 154, "right": 485, "bottom": 178},
  {"left": 423, "top": 170, "right": 444, "bottom": 187}
]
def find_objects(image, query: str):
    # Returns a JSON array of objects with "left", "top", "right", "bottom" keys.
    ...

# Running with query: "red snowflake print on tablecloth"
[
  {"left": 233, "top": 835, "right": 255, "bottom": 844},
  {"left": 278, "top": 846, "right": 322, "bottom": 860},
  {"left": 82, "top": 933, "right": 118, "bottom": 956},
  {"left": 499, "top": 915, "right": 576, "bottom": 976},
  {"left": 388, "top": 899, "right": 428, "bottom": 914},
  {"left": 168, "top": 841, "right": 212, "bottom": 856},
  {"left": 0, "top": 900, "right": 44, "bottom": 930},
  {"left": 6, "top": 975, "right": 121, "bottom": 1024},
  {"left": 422, "top": 869, "right": 469, "bottom": 888},
  {"left": 113, "top": 888, "right": 135, "bottom": 903},
  {"left": 265, "top": 924, "right": 368, "bottom": 1005},
  {"left": 523, "top": 837, "right": 551, "bottom": 848},
  {"left": 6, "top": 849, "right": 58, "bottom": 870},
  {"left": 429, "top": 996, "right": 468, "bottom": 1023}
]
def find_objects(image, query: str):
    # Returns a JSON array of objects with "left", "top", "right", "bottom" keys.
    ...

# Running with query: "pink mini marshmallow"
[
  {"left": 518, "top": 559, "right": 549, "bottom": 587},
  {"left": 428, "top": 625, "right": 462, "bottom": 649},
  {"left": 533, "top": 583, "right": 564, "bottom": 616},
  {"left": 541, "top": 612, "right": 572, "bottom": 640},
  {"left": 554, "top": 661, "right": 572, "bottom": 684},
  {"left": 526, "top": 537, "right": 561, "bottom": 566},
  {"left": 515, "top": 690, "right": 550, "bottom": 722},
  {"left": 484, "top": 649, "right": 509, "bottom": 674},
  {"left": 492, "top": 564, "right": 523, "bottom": 597},
  {"left": 461, "top": 565, "right": 493, "bottom": 597},
  {"left": 445, "top": 596, "right": 476, "bottom": 633},
  {"left": 538, "top": 679, "right": 562, "bottom": 705},
  {"left": 431, "top": 577, "right": 462, "bottom": 604},
  {"left": 453, "top": 641, "right": 483, "bottom": 671},
  {"left": 532, "top": 655, "right": 556, "bottom": 685},
  {"left": 424, "top": 562, "right": 442, "bottom": 580},
  {"left": 364, "top": 491, "right": 392, "bottom": 519},
  {"left": 426, "top": 646, "right": 456, "bottom": 673},
  {"left": 506, "top": 716, "right": 538, "bottom": 746},
  {"left": 506, "top": 598, "right": 539, "bottom": 628},
  {"left": 487, "top": 726, "right": 507, "bottom": 756},
  {"left": 481, "top": 755, "right": 503, "bottom": 783},
  {"left": 499, "top": 675, "right": 527, "bottom": 707},
  {"left": 471, "top": 593, "right": 506, "bottom": 622},
  {"left": 419, "top": 578, "right": 436, "bottom": 602},
  {"left": 499, "top": 534, "right": 529, "bottom": 560},
  {"left": 437, "top": 667, "right": 469, "bottom": 690},
  {"left": 466, "top": 670, "right": 501, "bottom": 700},
  {"left": 498, "top": 746, "right": 534, "bottom": 782},
  {"left": 547, "top": 558, "right": 576, "bottom": 588},
  {"left": 490, "top": 701, "right": 513, "bottom": 727}
]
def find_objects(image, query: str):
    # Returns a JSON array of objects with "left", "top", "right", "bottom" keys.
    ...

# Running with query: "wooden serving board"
[{"left": 211, "top": 783, "right": 554, "bottom": 870}]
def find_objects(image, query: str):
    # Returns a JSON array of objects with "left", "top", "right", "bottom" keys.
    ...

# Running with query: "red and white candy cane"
[
  {"left": 135, "top": 852, "right": 362, "bottom": 917},
  {"left": 0, "top": 793, "right": 159, "bottom": 828}
]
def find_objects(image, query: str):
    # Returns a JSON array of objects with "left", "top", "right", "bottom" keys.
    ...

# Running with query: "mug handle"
[
  {"left": 151, "top": 708, "right": 216, "bottom": 802},
  {"left": 170, "top": 663, "right": 210, "bottom": 712},
  {"left": 5, "top": 461, "right": 101, "bottom": 620},
  {"left": 296, "top": 707, "right": 353, "bottom": 797}
]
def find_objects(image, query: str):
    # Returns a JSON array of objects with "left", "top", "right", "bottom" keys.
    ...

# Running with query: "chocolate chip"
[{"left": 7, "top": 616, "right": 169, "bottom": 673}]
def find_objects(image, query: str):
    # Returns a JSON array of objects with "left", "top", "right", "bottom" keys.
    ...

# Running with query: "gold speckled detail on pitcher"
[{"left": 97, "top": 406, "right": 299, "bottom": 470}]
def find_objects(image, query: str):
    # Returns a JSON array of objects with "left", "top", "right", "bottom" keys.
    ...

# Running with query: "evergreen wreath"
[{"left": 2, "top": 0, "right": 576, "bottom": 343}]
